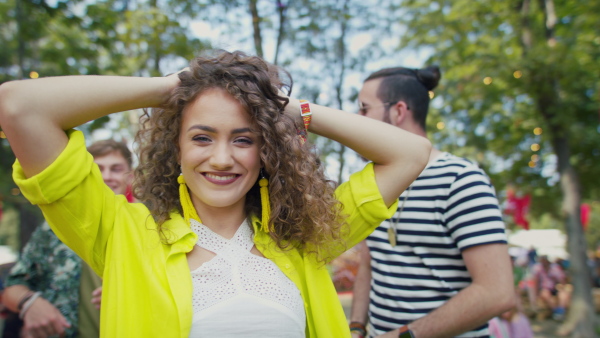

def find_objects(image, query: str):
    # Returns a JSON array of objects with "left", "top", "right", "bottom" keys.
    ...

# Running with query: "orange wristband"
[{"left": 297, "top": 99, "right": 311, "bottom": 144}]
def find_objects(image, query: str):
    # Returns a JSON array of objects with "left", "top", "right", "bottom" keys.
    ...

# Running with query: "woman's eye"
[
  {"left": 192, "top": 135, "right": 211, "bottom": 142},
  {"left": 234, "top": 137, "right": 253, "bottom": 145}
]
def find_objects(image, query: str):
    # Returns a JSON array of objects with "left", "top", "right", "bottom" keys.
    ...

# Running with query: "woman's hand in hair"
[
  {"left": 166, "top": 67, "right": 189, "bottom": 82},
  {"left": 282, "top": 96, "right": 302, "bottom": 124}
]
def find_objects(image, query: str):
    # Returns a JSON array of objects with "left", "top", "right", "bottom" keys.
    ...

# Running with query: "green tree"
[
  {"left": 0, "top": 0, "right": 210, "bottom": 249},
  {"left": 388, "top": 0, "right": 600, "bottom": 335}
]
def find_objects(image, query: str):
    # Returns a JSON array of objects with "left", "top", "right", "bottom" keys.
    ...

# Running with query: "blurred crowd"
[{"left": 488, "top": 247, "right": 573, "bottom": 338}]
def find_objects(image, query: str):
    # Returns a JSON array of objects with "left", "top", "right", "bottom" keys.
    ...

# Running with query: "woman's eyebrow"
[
  {"left": 232, "top": 127, "right": 252, "bottom": 134},
  {"left": 188, "top": 125, "right": 253, "bottom": 134},
  {"left": 188, "top": 125, "right": 216, "bottom": 133}
]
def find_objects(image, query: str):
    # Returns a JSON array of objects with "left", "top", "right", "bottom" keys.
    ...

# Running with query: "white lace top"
[{"left": 188, "top": 219, "right": 306, "bottom": 337}]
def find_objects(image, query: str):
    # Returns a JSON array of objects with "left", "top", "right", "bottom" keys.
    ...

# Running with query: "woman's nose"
[{"left": 209, "top": 143, "right": 234, "bottom": 170}]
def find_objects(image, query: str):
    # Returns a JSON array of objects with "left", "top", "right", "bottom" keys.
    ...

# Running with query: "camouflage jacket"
[{"left": 5, "top": 222, "right": 82, "bottom": 337}]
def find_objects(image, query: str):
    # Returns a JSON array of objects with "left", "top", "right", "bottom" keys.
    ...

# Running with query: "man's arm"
[
  {"left": 2, "top": 225, "right": 71, "bottom": 337},
  {"left": 3, "top": 285, "right": 71, "bottom": 337},
  {"left": 376, "top": 243, "right": 515, "bottom": 338},
  {"left": 2, "top": 284, "right": 34, "bottom": 312},
  {"left": 350, "top": 241, "right": 372, "bottom": 337}
]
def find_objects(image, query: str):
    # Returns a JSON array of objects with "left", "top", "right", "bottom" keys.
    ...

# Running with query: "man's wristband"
[
  {"left": 19, "top": 291, "right": 42, "bottom": 319},
  {"left": 349, "top": 321, "right": 366, "bottom": 337},
  {"left": 17, "top": 291, "right": 34, "bottom": 311},
  {"left": 399, "top": 325, "right": 415, "bottom": 338}
]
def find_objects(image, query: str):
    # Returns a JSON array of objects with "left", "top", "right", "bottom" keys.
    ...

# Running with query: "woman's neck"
[{"left": 195, "top": 205, "right": 248, "bottom": 239}]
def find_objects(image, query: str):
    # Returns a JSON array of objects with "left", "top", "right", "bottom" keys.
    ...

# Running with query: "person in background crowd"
[
  {"left": 2, "top": 140, "right": 133, "bottom": 338},
  {"left": 532, "top": 255, "right": 571, "bottom": 320},
  {"left": 488, "top": 305, "right": 534, "bottom": 338},
  {"left": 527, "top": 246, "right": 537, "bottom": 268},
  {"left": 349, "top": 65, "right": 514, "bottom": 338}
]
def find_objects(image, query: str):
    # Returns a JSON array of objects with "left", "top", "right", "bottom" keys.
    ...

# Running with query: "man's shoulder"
[
  {"left": 423, "top": 152, "right": 484, "bottom": 177},
  {"left": 426, "top": 153, "right": 499, "bottom": 205},
  {"left": 439, "top": 152, "right": 481, "bottom": 168}
]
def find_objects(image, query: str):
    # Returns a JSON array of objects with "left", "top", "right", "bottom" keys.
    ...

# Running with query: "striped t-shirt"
[{"left": 366, "top": 152, "right": 507, "bottom": 338}]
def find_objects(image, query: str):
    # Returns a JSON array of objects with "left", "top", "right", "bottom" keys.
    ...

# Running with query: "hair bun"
[{"left": 415, "top": 66, "right": 441, "bottom": 91}]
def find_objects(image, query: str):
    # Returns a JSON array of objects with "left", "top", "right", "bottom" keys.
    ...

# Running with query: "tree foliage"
[
  {"left": 384, "top": 0, "right": 599, "bottom": 335},
  {"left": 382, "top": 0, "right": 599, "bottom": 217},
  {"left": 0, "top": 0, "right": 210, "bottom": 249}
]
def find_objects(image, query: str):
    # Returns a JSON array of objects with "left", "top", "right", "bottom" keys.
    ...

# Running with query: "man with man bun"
[{"left": 350, "top": 66, "right": 515, "bottom": 337}]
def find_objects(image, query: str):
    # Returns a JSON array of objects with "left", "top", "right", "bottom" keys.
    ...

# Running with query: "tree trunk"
[
  {"left": 248, "top": 0, "right": 264, "bottom": 58},
  {"left": 535, "top": 0, "right": 596, "bottom": 334},
  {"left": 519, "top": 0, "right": 532, "bottom": 52},
  {"left": 150, "top": 0, "right": 162, "bottom": 76},
  {"left": 16, "top": 0, "right": 25, "bottom": 79},
  {"left": 555, "top": 141, "right": 596, "bottom": 337},
  {"left": 273, "top": 0, "right": 289, "bottom": 65},
  {"left": 334, "top": 0, "right": 350, "bottom": 184},
  {"left": 539, "top": 103, "right": 597, "bottom": 338}
]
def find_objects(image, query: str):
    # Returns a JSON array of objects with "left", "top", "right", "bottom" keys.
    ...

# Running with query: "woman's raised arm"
[
  {"left": 287, "top": 99, "right": 431, "bottom": 207},
  {"left": 0, "top": 75, "right": 178, "bottom": 177}
]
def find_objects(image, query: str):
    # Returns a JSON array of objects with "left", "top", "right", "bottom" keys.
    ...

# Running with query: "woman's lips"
[{"left": 202, "top": 172, "right": 240, "bottom": 185}]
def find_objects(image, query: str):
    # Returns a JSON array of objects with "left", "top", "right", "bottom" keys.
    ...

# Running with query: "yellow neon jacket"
[{"left": 13, "top": 130, "right": 397, "bottom": 337}]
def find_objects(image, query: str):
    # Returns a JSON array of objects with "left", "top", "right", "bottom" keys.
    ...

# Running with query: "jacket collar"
[{"left": 163, "top": 211, "right": 197, "bottom": 255}]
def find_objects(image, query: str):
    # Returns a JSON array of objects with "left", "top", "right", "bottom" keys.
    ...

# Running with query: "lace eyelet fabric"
[{"left": 188, "top": 219, "right": 305, "bottom": 337}]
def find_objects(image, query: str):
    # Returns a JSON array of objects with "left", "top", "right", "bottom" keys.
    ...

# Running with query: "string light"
[
  {"left": 531, "top": 143, "right": 540, "bottom": 151},
  {"left": 483, "top": 77, "right": 493, "bottom": 85},
  {"left": 428, "top": 91, "right": 435, "bottom": 99},
  {"left": 531, "top": 154, "right": 539, "bottom": 161},
  {"left": 513, "top": 71, "right": 522, "bottom": 79},
  {"left": 29, "top": 71, "right": 39, "bottom": 79},
  {"left": 528, "top": 161, "right": 536, "bottom": 168},
  {"left": 436, "top": 122, "right": 445, "bottom": 130},
  {"left": 533, "top": 127, "right": 542, "bottom": 135},
  {"left": 0, "top": 131, "right": 6, "bottom": 139}
]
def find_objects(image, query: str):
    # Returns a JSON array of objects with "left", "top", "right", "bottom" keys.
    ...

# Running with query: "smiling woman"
[
  {"left": 0, "top": 50, "right": 431, "bottom": 337},
  {"left": 177, "top": 88, "right": 262, "bottom": 233},
  {"left": 136, "top": 53, "right": 343, "bottom": 258}
]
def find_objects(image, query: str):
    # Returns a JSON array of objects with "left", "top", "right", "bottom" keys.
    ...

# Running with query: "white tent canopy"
[
  {"left": 0, "top": 245, "right": 17, "bottom": 266},
  {"left": 507, "top": 229, "right": 568, "bottom": 260}
]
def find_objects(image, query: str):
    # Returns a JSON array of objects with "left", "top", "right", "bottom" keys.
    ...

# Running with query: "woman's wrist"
[
  {"left": 284, "top": 97, "right": 301, "bottom": 118},
  {"left": 282, "top": 97, "right": 313, "bottom": 142},
  {"left": 296, "top": 99, "right": 312, "bottom": 143},
  {"left": 157, "top": 75, "right": 180, "bottom": 105}
]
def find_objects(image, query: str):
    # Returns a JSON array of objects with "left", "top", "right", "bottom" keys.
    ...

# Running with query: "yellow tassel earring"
[
  {"left": 178, "top": 173, "right": 201, "bottom": 225},
  {"left": 259, "top": 170, "right": 271, "bottom": 233}
]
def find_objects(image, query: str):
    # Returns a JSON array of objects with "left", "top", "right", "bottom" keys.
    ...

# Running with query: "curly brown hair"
[{"left": 133, "top": 50, "right": 345, "bottom": 261}]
